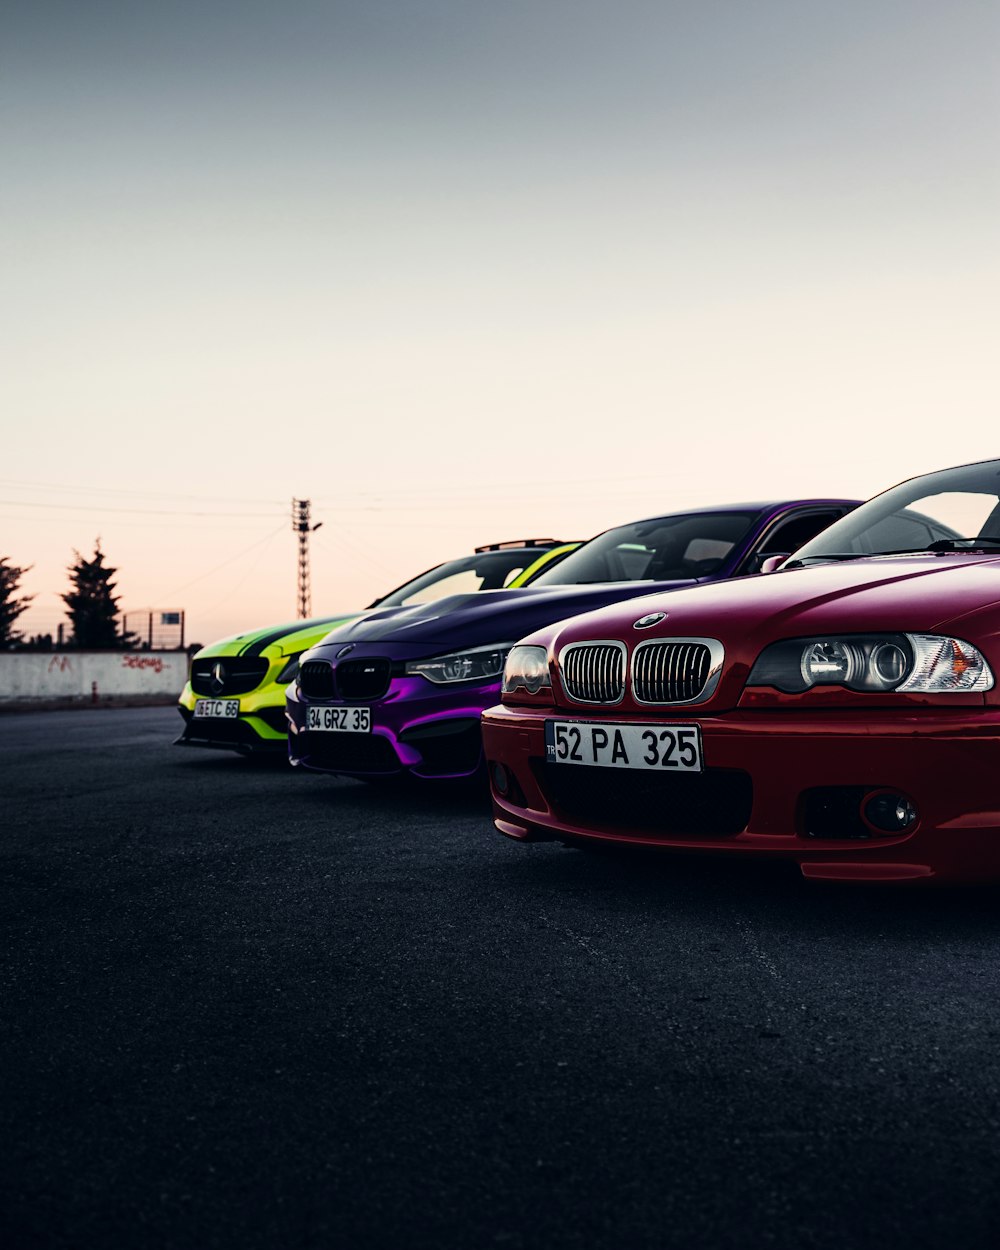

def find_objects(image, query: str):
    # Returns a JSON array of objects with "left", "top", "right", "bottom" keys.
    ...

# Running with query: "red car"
[{"left": 483, "top": 458, "right": 1000, "bottom": 883}]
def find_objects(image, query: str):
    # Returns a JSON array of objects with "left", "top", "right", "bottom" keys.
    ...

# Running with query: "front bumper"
[
  {"left": 286, "top": 676, "right": 499, "bottom": 779},
  {"left": 174, "top": 703, "right": 289, "bottom": 755},
  {"left": 481, "top": 703, "right": 1000, "bottom": 882}
]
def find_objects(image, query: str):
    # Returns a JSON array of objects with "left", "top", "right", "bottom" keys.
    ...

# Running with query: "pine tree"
[
  {"left": 62, "top": 541, "right": 136, "bottom": 649},
  {"left": 0, "top": 557, "right": 34, "bottom": 645}
]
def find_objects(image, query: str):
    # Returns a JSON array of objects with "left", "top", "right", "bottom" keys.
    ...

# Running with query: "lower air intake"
[{"left": 537, "top": 763, "right": 752, "bottom": 838}]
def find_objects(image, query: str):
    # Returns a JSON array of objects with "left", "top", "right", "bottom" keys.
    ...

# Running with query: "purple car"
[{"left": 286, "top": 499, "right": 858, "bottom": 781}]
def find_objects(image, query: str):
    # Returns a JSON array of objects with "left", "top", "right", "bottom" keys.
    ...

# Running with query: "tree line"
[{"left": 1, "top": 541, "right": 138, "bottom": 650}]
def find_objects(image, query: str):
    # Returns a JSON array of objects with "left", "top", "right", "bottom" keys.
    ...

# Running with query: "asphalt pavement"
[{"left": 3, "top": 707, "right": 1000, "bottom": 1249}]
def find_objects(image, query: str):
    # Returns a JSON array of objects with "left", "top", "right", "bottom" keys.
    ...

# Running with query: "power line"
[
  {"left": 0, "top": 478, "right": 288, "bottom": 506},
  {"left": 0, "top": 499, "right": 285, "bottom": 518},
  {"left": 309, "top": 474, "right": 685, "bottom": 507},
  {"left": 194, "top": 527, "right": 289, "bottom": 624},
  {"left": 312, "top": 531, "right": 398, "bottom": 580},
  {"left": 158, "top": 522, "right": 289, "bottom": 598},
  {"left": 0, "top": 512, "right": 281, "bottom": 531},
  {"left": 0, "top": 473, "right": 690, "bottom": 518}
]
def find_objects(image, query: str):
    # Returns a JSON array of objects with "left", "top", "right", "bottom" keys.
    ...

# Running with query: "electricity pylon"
[{"left": 292, "top": 499, "right": 323, "bottom": 618}]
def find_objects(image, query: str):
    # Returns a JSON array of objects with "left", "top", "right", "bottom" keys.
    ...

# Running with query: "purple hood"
[{"left": 306, "top": 579, "right": 703, "bottom": 657}]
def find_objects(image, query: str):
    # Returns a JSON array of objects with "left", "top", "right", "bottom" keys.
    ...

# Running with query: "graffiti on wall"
[{"left": 121, "top": 655, "right": 166, "bottom": 675}]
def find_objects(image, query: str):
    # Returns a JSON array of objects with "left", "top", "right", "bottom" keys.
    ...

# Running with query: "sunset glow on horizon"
[{"left": 3, "top": 0, "right": 998, "bottom": 646}]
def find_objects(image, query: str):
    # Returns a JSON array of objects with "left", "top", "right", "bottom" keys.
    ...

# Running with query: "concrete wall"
[{"left": 0, "top": 651, "right": 188, "bottom": 704}]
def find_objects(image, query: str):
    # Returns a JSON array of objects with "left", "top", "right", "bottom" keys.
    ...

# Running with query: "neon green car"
[{"left": 175, "top": 539, "right": 578, "bottom": 755}]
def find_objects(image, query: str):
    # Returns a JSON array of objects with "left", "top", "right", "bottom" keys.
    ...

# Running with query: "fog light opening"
[
  {"left": 862, "top": 790, "right": 918, "bottom": 835},
  {"left": 490, "top": 761, "right": 510, "bottom": 797}
]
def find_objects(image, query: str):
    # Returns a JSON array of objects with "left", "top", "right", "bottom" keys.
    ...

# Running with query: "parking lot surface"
[{"left": 4, "top": 707, "right": 1000, "bottom": 1249}]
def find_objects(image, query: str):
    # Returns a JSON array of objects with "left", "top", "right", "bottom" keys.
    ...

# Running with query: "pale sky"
[{"left": 2, "top": 0, "right": 998, "bottom": 645}]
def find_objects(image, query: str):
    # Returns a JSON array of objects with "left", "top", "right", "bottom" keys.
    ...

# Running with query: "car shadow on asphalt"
[
  {"left": 173, "top": 751, "right": 494, "bottom": 811},
  {"left": 484, "top": 839, "right": 1000, "bottom": 937},
  {"left": 168, "top": 752, "right": 1000, "bottom": 930},
  {"left": 306, "top": 774, "right": 495, "bottom": 817},
  {"left": 170, "top": 751, "right": 297, "bottom": 772}
]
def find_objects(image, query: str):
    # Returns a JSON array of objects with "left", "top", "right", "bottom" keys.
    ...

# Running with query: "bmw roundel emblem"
[
  {"left": 633, "top": 612, "right": 666, "bottom": 630},
  {"left": 336, "top": 644, "right": 356, "bottom": 658}
]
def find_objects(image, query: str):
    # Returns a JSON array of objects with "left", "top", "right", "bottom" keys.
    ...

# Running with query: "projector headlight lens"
[{"left": 502, "top": 645, "right": 552, "bottom": 696}]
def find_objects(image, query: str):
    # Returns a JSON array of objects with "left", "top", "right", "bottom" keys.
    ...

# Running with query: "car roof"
[{"left": 598, "top": 499, "right": 860, "bottom": 528}]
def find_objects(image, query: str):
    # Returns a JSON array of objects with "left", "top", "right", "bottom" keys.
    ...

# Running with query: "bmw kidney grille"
[
  {"left": 631, "top": 641, "right": 713, "bottom": 704},
  {"left": 560, "top": 639, "right": 723, "bottom": 705},
  {"left": 560, "top": 643, "right": 627, "bottom": 703}
]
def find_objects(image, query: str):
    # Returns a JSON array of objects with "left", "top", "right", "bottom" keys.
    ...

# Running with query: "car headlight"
[
  {"left": 748, "top": 633, "right": 994, "bottom": 694},
  {"left": 502, "top": 645, "right": 552, "bottom": 696},
  {"left": 276, "top": 653, "right": 303, "bottom": 684},
  {"left": 405, "top": 644, "right": 511, "bottom": 685}
]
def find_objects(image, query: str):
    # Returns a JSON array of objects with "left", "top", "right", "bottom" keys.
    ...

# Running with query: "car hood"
[
  {"left": 539, "top": 554, "right": 1000, "bottom": 683},
  {"left": 194, "top": 612, "right": 361, "bottom": 659},
  {"left": 309, "top": 581, "right": 700, "bottom": 655}
]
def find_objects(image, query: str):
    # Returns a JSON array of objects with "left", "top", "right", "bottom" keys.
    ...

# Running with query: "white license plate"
[
  {"left": 194, "top": 699, "right": 240, "bottom": 719},
  {"left": 307, "top": 706, "right": 372, "bottom": 733},
  {"left": 545, "top": 720, "right": 703, "bottom": 772}
]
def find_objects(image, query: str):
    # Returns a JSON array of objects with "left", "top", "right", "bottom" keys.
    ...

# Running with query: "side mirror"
[{"left": 759, "top": 554, "right": 791, "bottom": 574}]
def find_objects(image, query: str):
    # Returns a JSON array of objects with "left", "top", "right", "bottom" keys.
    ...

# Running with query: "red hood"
[{"left": 529, "top": 554, "right": 1000, "bottom": 710}]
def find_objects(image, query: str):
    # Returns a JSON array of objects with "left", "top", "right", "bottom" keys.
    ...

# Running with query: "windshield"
[
  {"left": 372, "top": 548, "right": 554, "bottom": 607},
  {"left": 787, "top": 460, "right": 1000, "bottom": 566},
  {"left": 529, "top": 511, "right": 762, "bottom": 586}
]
